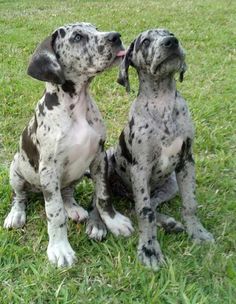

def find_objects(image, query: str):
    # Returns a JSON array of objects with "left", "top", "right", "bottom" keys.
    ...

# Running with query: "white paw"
[
  {"left": 4, "top": 210, "right": 26, "bottom": 229},
  {"left": 65, "top": 204, "right": 88, "bottom": 223},
  {"left": 102, "top": 212, "right": 134, "bottom": 237},
  {"left": 86, "top": 224, "right": 107, "bottom": 241},
  {"left": 47, "top": 240, "right": 77, "bottom": 267}
]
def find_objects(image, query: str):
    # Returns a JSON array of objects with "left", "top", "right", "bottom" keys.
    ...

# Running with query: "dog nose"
[
  {"left": 106, "top": 32, "right": 122, "bottom": 44},
  {"left": 163, "top": 37, "right": 179, "bottom": 48}
]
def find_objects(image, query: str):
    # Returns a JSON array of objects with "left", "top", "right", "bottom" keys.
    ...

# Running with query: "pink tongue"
[{"left": 116, "top": 50, "right": 126, "bottom": 57}]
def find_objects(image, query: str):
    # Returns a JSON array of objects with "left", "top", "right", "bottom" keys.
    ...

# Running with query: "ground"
[{"left": 0, "top": 0, "right": 235, "bottom": 303}]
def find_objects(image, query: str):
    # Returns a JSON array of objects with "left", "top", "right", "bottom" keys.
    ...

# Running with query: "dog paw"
[
  {"left": 160, "top": 217, "right": 185, "bottom": 233},
  {"left": 137, "top": 240, "right": 164, "bottom": 271},
  {"left": 86, "top": 222, "right": 107, "bottom": 241},
  {"left": 186, "top": 222, "right": 215, "bottom": 243},
  {"left": 65, "top": 203, "right": 88, "bottom": 223},
  {"left": 47, "top": 241, "right": 77, "bottom": 267},
  {"left": 4, "top": 210, "right": 26, "bottom": 229},
  {"left": 102, "top": 212, "right": 134, "bottom": 237}
]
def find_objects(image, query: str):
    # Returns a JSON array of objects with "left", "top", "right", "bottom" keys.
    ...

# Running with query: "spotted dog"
[
  {"left": 3, "top": 22, "right": 133, "bottom": 267},
  {"left": 105, "top": 29, "right": 214, "bottom": 270}
]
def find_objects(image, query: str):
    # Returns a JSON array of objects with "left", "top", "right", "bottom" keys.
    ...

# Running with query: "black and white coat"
[
  {"left": 89, "top": 29, "right": 214, "bottom": 270},
  {"left": 4, "top": 22, "right": 133, "bottom": 267}
]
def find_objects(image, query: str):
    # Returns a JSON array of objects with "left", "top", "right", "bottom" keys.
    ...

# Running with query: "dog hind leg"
[
  {"left": 88, "top": 149, "right": 133, "bottom": 238},
  {"left": 62, "top": 186, "right": 88, "bottom": 223},
  {"left": 151, "top": 173, "right": 185, "bottom": 233},
  {"left": 4, "top": 153, "right": 27, "bottom": 229}
]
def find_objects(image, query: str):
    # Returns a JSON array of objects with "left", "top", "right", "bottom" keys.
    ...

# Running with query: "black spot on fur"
[
  {"left": 61, "top": 80, "right": 76, "bottom": 97},
  {"left": 31, "top": 114, "right": 38, "bottom": 133},
  {"left": 140, "top": 207, "right": 155, "bottom": 222},
  {"left": 21, "top": 127, "right": 39, "bottom": 172},
  {"left": 59, "top": 221, "right": 66, "bottom": 228},
  {"left": 59, "top": 28, "right": 66, "bottom": 38},
  {"left": 38, "top": 102, "right": 45, "bottom": 116},
  {"left": 44, "top": 93, "right": 60, "bottom": 110},
  {"left": 142, "top": 245, "right": 159, "bottom": 258},
  {"left": 119, "top": 130, "right": 133, "bottom": 164},
  {"left": 111, "top": 154, "right": 116, "bottom": 164},
  {"left": 164, "top": 122, "right": 170, "bottom": 135},
  {"left": 120, "top": 165, "right": 126, "bottom": 172},
  {"left": 107, "top": 52, "right": 112, "bottom": 61},
  {"left": 99, "top": 139, "right": 105, "bottom": 152},
  {"left": 98, "top": 198, "right": 115, "bottom": 218},
  {"left": 135, "top": 34, "right": 142, "bottom": 52},
  {"left": 70, "top": 104, "right": 75, "bottom": 110},
  {"left": 129, "top": 117, "right": 134, "bottom": 130},
  {"left": 98, "top": 45, "right": 104, "bottom": 54},
  {"left": 176, "top": 137, "right": 194, "bottom": 173},
  {"left": 43, "top": 190, "right": 53, "bottom": 201}
]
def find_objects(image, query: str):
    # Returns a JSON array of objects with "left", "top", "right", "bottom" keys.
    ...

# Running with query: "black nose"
[
  {"left": 163, "top": 37, "right": 179, "bottom": 48},
  {"left": 106, "top": 32, "right": 121, "bottom": 44}
]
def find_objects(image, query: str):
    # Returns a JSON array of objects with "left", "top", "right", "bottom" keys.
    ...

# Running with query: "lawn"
[{"left": 0, "top": 0, "right": 236, "bottom": 303}]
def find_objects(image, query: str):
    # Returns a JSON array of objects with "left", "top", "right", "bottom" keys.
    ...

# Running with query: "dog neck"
[
  {"left": 137, "top": 71, "right": 176, "bottom": 104},
  {"left": 45, "top": 77, "right": 93, "bottom": 118},
  {"left": 136, "top": 71, "right": 178, "bottom": 117}
]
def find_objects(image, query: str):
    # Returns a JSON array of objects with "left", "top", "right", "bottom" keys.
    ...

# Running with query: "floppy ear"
[
  {"left": 179, "top": 62, "right": 187, "bottom": 82},
  {"left": 117, "top": 40, "right": 135, "bottom": 93},
  {"left": 27, "top": 32, "right": 65, "bottom": 84}
]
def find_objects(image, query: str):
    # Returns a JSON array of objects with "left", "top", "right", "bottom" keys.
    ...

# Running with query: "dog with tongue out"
[{"left": 4, "top": 22, "right": 133, "bottom": 268}]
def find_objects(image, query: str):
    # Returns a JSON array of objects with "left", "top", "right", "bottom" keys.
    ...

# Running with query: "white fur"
[
  {"left": 47, "top": 239, "right": 77, "bottom": 267},
  {"left": 101, "top": 212, "right": 134, "bottom": 237},
  {"left": 4, "top": 209, "right": 26, "bottom": 229}
]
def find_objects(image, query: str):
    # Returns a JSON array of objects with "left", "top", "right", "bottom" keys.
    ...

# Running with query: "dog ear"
[
  {"left": 179, "top": 62, "right": 187, "bottom": 82},
  {"left": 117, "top": 40, "right": 135, "bottom": 93},
  {"left": 27, "top": 31, "right": 65, "bottom": 84}
]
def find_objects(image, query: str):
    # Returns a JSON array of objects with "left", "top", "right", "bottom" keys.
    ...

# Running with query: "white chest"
[{"left": 61, "top": 119, "right": 100, "bottom": 185}]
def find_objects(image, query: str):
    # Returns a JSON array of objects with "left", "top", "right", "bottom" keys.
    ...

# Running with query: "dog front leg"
[
  {"left": 87, "top": 150, "right": 133, "bottom": 239},
  {"left": 40, "top": 166, "right": 76, "bottom": 267},
  {"left": 176, "top": 148, "right": 214, "bottom": 242},
  {"left": 131, "top": 165, "right": 164, "bottom": 271}
]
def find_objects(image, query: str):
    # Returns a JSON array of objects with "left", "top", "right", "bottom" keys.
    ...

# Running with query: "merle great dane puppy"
[
  {"left": 3, "top": 22, "right": 133, "bottom": 267},
  {"left": 105, "top": 29, "right": 214, "bottom": 270}
]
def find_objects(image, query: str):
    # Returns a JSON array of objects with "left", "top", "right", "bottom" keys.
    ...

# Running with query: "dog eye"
[
  {"left": 143, "top": 39, "right": 150, "bottom": 47},
  {"left": 74, "top": 34, "right": 82, "bottom": 42}
]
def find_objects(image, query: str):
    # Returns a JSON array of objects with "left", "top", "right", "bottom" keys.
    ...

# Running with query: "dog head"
[
  {"left": 118, "top": 29, "right": 186, "bottom": 92},
  {"left": 27, "top": 22, "right": 125, "bottom": 84}
]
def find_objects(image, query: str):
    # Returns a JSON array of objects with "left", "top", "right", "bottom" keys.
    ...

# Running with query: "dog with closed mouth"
[
  {"left": 92, "top": 29, "right": 214, "bottom": 270},
  {"left": 3, "top": 22, "right": 133, "bottom": 267}
]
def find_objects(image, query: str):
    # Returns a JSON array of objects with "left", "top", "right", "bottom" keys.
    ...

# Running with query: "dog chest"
[
  {"left": 159, "top": 136, "right": 183, "bottom": 172},
  {"left": 61, "top": 119, "right": 100, "bottom": 184}
]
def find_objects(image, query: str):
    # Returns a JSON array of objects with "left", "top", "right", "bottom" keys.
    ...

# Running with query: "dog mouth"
[
  {"left": 95, "top": 48, "right": 126, "bottom": 74},
  {"left": 116, "top": 49, "right": 126, "bottom": 58},
  {"left": 153, "top": 51, "right": 184, "bottom": 74},
  {"left": 109, "top": 48, "right": 126, "bottom": 66}
]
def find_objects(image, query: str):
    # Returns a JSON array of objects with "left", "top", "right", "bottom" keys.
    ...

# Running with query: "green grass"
[{"left": 0, "top": 0, "right": 236, "bottom": 303}]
